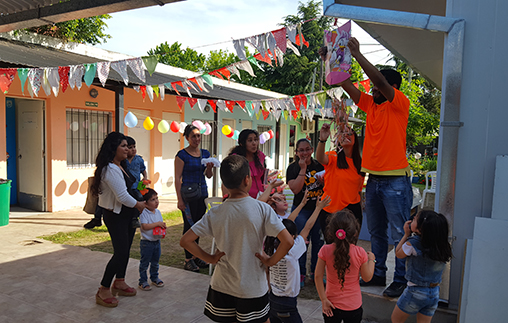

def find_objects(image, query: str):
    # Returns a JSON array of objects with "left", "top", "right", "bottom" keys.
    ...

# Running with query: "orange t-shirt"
[
  {"left": 358, "top": 89, "right": 410, "bottom": 173},
  {"left": 318, "top": 243, "right": 368, "bottom": 311},
  {"left": 322, "top": 151, "right": 364, "bottom": 213}
]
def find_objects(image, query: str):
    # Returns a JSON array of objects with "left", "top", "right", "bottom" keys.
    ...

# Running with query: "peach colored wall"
[{"left": 0, "top": 76, "right": 183, "bottom": 212}]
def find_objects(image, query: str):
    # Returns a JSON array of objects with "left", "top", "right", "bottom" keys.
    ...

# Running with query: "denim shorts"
[{"left": 396, "top": 285, "right": 440, "bottom": 317}]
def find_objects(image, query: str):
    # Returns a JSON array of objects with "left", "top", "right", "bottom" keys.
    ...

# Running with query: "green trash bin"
[{"left": 0, "top": 179, "right": 11, "bottom": 227}]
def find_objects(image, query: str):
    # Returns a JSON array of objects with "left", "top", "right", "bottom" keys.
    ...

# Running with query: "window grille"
[{"left": 257, "top": 125, "right": 272, "bottom": 158}]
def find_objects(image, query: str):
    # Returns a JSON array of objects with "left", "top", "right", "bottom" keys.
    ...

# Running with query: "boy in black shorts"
[{"left": 180, "top": 155, "right": 294, "bottom": 322}]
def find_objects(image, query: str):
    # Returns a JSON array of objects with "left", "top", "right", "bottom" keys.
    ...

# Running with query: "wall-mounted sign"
[{"left": 85, "top": 101, "right": 98, "bottom": 107}]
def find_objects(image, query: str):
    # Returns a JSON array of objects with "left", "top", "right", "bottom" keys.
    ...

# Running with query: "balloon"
[
  {"left": 259, "top": 135, "right": 266, "bottom": 144},
  {"left": 232, "top": 130, "right": 240, "bottom": 140},
  {"left": 200, "top": 127, "right": 206, "bottom": 134},
  {"left": 204, "top": 123, "right": 212, "bottom": 135},
  {"left": 179, "top": 122, "right": 187, "bottom": 133},
  {"left": 268, "top": 129, "right": 274, "bottom": 139},
  {"left": 124, "top": 111, "right": 138, "bottom": 128},
  {"left": 170, "top": 121, "right": 180, "bottom": 133},
  {"left": 143, "top": 117, "right": 154, "bottom": 130},
  {"left": 70, "top": 121, "right": 79, "bottom": 132},
  {"left": 91, "top": 122, "right": 97, "bottom": 132},
  {"left": 158, "top": 120, "right": 170, "bottom": 133},
  {"left": 264, "top": 132, "right": 271, "bottom": 141},
  {"left": 192, "top": 120, "right": 205, "bottom": 131},
  {"left": 222, "top": 125, "right": 232, "bottom": 136}
]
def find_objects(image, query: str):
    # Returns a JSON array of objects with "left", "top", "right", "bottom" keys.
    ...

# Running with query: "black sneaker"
[
  {"left": 83, "top": 218, "right": 102, "bottom": 229},
  {"left": 383, "top": 281, "right": 407, "bottom": 298},
  {"left": 183, "top": 259, "right": 200, "bottom": 272},
  {"left": 131, "top": 218, "right": 141, "bottom": 229},
  {"left": 193, "top": 258, "right": 208, "bottom": 269},
  {"left": 360, "top": 274, "right": 386, "bottom": 287}
]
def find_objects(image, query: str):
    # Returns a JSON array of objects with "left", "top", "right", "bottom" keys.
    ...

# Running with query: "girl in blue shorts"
[{"left": 391, "top": 210, "right": 453, "bottom": 323}]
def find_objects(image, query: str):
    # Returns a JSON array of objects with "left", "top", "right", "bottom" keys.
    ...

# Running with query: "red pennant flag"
[
  {"left": 292, "top": 96, "right": 302, "bottom": 111},
  {"left": 208, "top": 100, "right": 217, "bottom": 113},
  {"left": 58, "top": 66, "right": 70, "bottom": 93},
  {"left": 189, "top": 78, "right": 203, "bottom": 91},
  {"left": 254, "top": 53, "right": 272, "bottom": 66},
  {"left": 291, "top": 110, "right": 298, "bottom": 120},
  {"left": 188, "top": 98, "right": 198, "bottom": 109},
  {"left": 354, "top": 82, "right": 360, "bottom": 89},
  {"left": 272, "top": 28, "right": 287, "bottom": 53},
  {"left": 300, "top": 95, "right": 308, "bottom": 109},
  {"left": 262, "top": 109, "right": 270, "bottom": 120},
  {"left": 360, "top": 79, "right": 371, "bottom": 93},
  {"left": 140, "top": 86, "right": 146, "bottom": 100},
  {"left": 236, "top": 101, "right": 246, "bottom": 111},
  {"left": 218, "top": 68, "right": 231, "bottom": 80},
  {"left": 225, "top": 100, "right": 235, "bottom": 113},
  {"left": 176, "top": 96, "right": 187, "bottom": 111},
  {"left": 209, "top": 71, "right": 224, "bottom": 80},
  {"left": 295, "top": 34, "right": 309, "bottom": 48},
  {"left": 0, "top": 68, "right": 17, "bottom": 93},
  {"left": 171, "top": 82, "right": 181, "bottom": 95}
]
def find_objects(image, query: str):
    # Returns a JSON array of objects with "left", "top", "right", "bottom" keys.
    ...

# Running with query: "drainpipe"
[
  {"left": 323, "top": 1, "right": 465, "bottom": 308},
  {"left": 114, "top": 86, "right": 124, "bottom": 133}
]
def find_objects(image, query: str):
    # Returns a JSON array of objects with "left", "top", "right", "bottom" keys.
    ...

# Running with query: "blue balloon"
[{"left": 124, "top": 111, "right": 138, "bottom": 128}]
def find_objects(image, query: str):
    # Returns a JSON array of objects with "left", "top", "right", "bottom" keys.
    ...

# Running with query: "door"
[
  {"left": 161, "top": 112, "right": 181, "bottom": 196},
  {"left": 16, "top": 99, "right": 46, "bottom": 211},
  {"left": 5, "top": 98, "right": 17, "bottom": 204},
  {"left": 242, "top": 120, "right": 252, "bottom": 130}
]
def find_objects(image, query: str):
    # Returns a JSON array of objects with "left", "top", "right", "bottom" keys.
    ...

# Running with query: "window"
[
  {"left": 257, "top": 125, "right": 272, "bottom": 158},
  {"left": 66, "top": 109, "right": 112, "bottom": 167},
  {"left": 197, "top": 119, "right": 215, "bottom": 155}
]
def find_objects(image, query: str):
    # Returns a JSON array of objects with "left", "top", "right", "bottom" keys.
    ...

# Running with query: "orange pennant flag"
[
  {"left": 236, "top": 101, "right": 246, "bottom": 111},
  {"left": 209, "top": 71, "right": 224, "bottom": 80},
  {"left": 140, "top": 86, "right": 146, "bottom": 100},
  {"left": 292, "top": 95, "right": 302, "bottom": 111},
  {"left": 262, "top": 109, "right": 270, "bottom": 120},
  {"left": 208, "top": 100, "right": 217, "bottom": 113},
  {"left": 354, "top": 82, "right": 360, "bottom": 89},
  {"left": 188, "top": 98, "right": 198, "bottom": 109},
  {"left": 189, "top": 78, "right": 203, "bottom": 91},
  {"left": 218, "top": 68, "right": 231, "bottom": 80},
  {"left": 171, "top": 82, "right": 181, "bottom": 95},
  {"left": 225, "top": 100, "right": 235, "bottom": 113},
  {"left": 360, "top": 79, "right": 371, "bottom": 93}
]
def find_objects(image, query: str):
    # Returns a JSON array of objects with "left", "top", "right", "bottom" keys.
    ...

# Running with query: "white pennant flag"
[
  {"left": 217, "top": 100, "right": 227, "bottom": 111},
  {"left": 159, "top": 84, "right": 165, "bottom": 101},
  {"left": 286, "top": 39, "right": 301, "bottom": 56},
  {"left": 69, "top": 65, "right": 84, "bottom": 90},
  {"left": 28, "top": 68, "right": 43, "bottom": 97},
  {"left": 228, "top": 65, "right": 241, "bottom": 80},
  {"left": 253, "top": 101, "right": 261, "bottom": 114},
  {"left": 146, "top": 85, "right": 154, "bottom": 102},
  {"left": 307, "top": 107, "right": 315, "bottom": 120},
  {"left": 327, "top": 87, "right": 344, "bottom": 100},
  {"left": 197, "top": 99, "right": 207, "bottom": 113},
  {"left": 267, "top": 32, "right": 277, "bottom": 61},
  {"left": 236, "top": 60, "right": 256, "bottom": 77},
  {"left": 111, "top": 60, "right": 129, "bottom": 85},
  {"left": 47, "top": 67, "right": 60, "bottom": 97},
  {"left": 42, "top": 68, "right": 52, "bottom": 96},
  {"left": 233, "top": 39, "right": 246, "bottom": 60},
  {"left": 184, "top": 80, "right": 199, "bottom": 93},
  {"left": 97, "top": 61, "right": 111, "bottom": 87},
  {"left": 257, "top": 33, "right": 267, "bottom": 57},
  {"left": 127, "top": 58, "right": 146, "bottom": 83},
  {"left": 133, "top": 85, "right": 140, "bottom": 92},
  {"left": 195, "top": 77, "right": 209, "bottom": 92},
  {"left": 286, "top": 25, "right": 297, "bottom": 43},
  {"left": 27, "top": 80, "right": 34, "bottom": 98},
  {"left": 273, "top": 108, "right": 282, "bottom": 122},
  {"left": 276, "top": 47, "right": 284, "bottom": 67}
]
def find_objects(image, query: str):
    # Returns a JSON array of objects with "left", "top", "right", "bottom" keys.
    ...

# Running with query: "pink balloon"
[{"left": 204, "top": 123, "right": 212, "bottom": 135}]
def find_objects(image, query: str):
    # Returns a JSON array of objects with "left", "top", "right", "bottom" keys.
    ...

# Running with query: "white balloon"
[
  {"left": 70, "top": 121, "right": 79, "bottom": 132},
  {"left": 263, "top": 132, "right": 271, "bottom": 141},
  {"left": 179, "top": 122, "right": 187, "bottom": 134},
  {"left": 259, "top": 135, "right": 266, "bottom": 144}
]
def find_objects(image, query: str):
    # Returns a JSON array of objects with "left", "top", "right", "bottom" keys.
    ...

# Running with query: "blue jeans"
[
  {"left": 269, "top": 292, "right": 302, "bottom": 323},
  {"left": 139, "top": 240, "right": 161, "bottom": 284},
  {"left": 365, "top": 175, "right": 412, "bottom": 283},
  {"left": 397, "top": 285, "right": 440, "bottom": 316},
  {"left": 292, "top": 206, "right": 323, "bottom": 276}
]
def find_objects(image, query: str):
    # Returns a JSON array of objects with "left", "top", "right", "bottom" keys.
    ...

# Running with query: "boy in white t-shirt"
[
  {"left": 138, "top": 188, "right": 166, "bottom": 291},
  {"left": 180, "top": 155, "right": 294, "bottom": 323},
  {"left": 263, "top": 195, "right": 331, "bottom": 323}
]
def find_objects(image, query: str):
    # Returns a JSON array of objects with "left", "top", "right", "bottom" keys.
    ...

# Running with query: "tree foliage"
[
  {"left": 147, "top": 42, "right": 206, "bottom": 72},
  {"left": 21, "top": 15, "right": 112, "bottom": 45}
]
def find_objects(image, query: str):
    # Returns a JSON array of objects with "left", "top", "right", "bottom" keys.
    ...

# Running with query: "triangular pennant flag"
[
  {"left": 0, "top": 68, "right": 17, "bottom": 93},
  {"left": 58, "top": 66, "right": 70, "bottom": 93},
  {"left": 28, "top": 68, "right": 43, "bottom": 97},
  {"left": 69, "top": 65, "right": 84, "bottom": 90},
  {"left": 291, "top": 110, "right": 298, "bottom": 120},
  {"left": 184, "top": 80, "right": 198, "bottom": 94},
  {"left": 225, "top": 100, "right": 235, "bottom": 113},
  {"left": 146, "top": 85, "right": 154, "bottom": 102},
  {"left": 142, "top": 56, "right": 158, "bottom": 76},
  {"left": 127, "top": 57, "right": 146, "bottom": 82},
  {"left": 254, "top": 53, "right": 272, "bottom": 66},
  {"left": 284, "top": 110, "right": 289, "bottom": 120},
  {"left": 233, "top": 39, "right": 246, "bottom": 60},
  {"left": 286, "top": 25, "right": 297, "bottom": 43},
  {"left": 27, "top": 80, "right": 34, "bottom": 97},
  {"left": 209, "top": 71, "right": 224, "bottom": 80},
  {"left": 152, "top": 85, "right": 159, "bottom": 97},
  {"left": 208, "top": 100, "right": 217, "bottom": 113},
  {"left": 360, "top": 79, "right": 371, "bottom": 93},
  {"left": 307, "top": 106, "right": 315, "bottom": 120},
  {"left": 189, "top": 78, "right": 203, "bottom": 91},
  {"left": 140, "top": 85, "right": 146, "bottom": 100},
  {"left": 253, "top": 100, "right": 261, "bottom": 114},
  {"left": 183, "top": 82, "right": 192, "bottom": 98},
  {"left": 236, "top": 101, "right": 246, "bottom": 111},
  {"left": 197, "top": 99, "right": 207, "bottom": 113},
  {"left": 262, "top": 109, "right": 270, "bottom": 120},
  {"left": 97, "top": 61, "right": 111, "bottom": 87},
  {"left": 111, "top": 60, "right": 129, "bottom": 85},
  {"left": 255, "top": 109, "right": 261, "bottom": 120},
  {"left": 176, "top": 96, "right": 187, "bottom": 111},
  {"left": 327, "top": 87, "right": 344, "bottom": 99},
  {"left": 286, "top": 39, "right": 301, "bottom": 56},
  {"left": 267, "top": 32, "right": 277, "bottom": 65},
  {"left": 272, "top": 27, "right": 287, "bottom": 53},
  {"left": 188, "top": 98, "right": 198, "bottom": 109},
  {"left": 275, "top": 47, "right": 284, "bottom": 67},
  {"left": 236, "top": 60, "right": 256, "bottom": 77},
  {"left": 171, "top": 82, "right": 181, "bottom": 95},
  {"left": 245, "top": 101, "right": 253, "bottom": 117},
  {"left": 273, "top": 108, "right": 282, "bottom": 122},
  {"left": 227, "top": 65, "right": 241, "bottom": 80},
  {"left": 159, "top": 84, "right": 165, "bottom": 101},
  {"left": 295, "top": 33, "right": 310, "bottom": 48},
  {"left": 201, "top": 74, "right": 214, "bottom": 88},
  {"left": 316, "top": 92, "right": 327, "bottom": 108},
  {"left": 133, "top": 85, "right": 140, "bottom": 92},
  {"left": 354, "top": 82, "right": 360, "bottom": 89},
  {"left": 217, "top": 68, "right": 231, "bottom": 80},
  {"left": 17, "top": 68, "right": 29, "bottom": 93},
  {"left": 301, "top": 95, "right": 308, "bottom": 109},
  {"left": 217, "top": 100, "right": 227, "bottom": 112},
  {"left": 247, "top": 56, "right": 264, "bottom": 71},
  {"left": 257, "top": 33, "right": 267, "bottom": 57},
  {"left": 195, "top": 76, "right": 209, "bottom": 92},
  {"left": 46, "top": 67, "right": 60, "bottom": 97},
  {"left": 292, "top": 96, "right": 302, "bottom": 111},
  {"left": 83, "top": 63, "right": 97, "bottom": 87}
]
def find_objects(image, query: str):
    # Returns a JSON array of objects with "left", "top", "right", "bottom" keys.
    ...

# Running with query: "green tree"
[
  {"left": 147, "top": 42, "right": 206, "bottom": 72},
  {"left": 21, "top": 15, "right": 112, "bottom": 45}
]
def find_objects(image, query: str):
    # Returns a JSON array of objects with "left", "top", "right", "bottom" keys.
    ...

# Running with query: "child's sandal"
[
  {"left": 151, "top": 279, "right": 164, "bottom": 288},
  {"left": 138, "top": 282, "right": 151, "bottom": 291}
]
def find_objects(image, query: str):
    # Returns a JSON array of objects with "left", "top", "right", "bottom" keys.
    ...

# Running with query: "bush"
[{"left": 408, "top": 153, "right": 437, "bottom": 178}]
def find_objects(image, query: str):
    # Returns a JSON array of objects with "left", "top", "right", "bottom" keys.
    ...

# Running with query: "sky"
[{"left": 95, "top": 0, "right": 393, "bottom": 66}]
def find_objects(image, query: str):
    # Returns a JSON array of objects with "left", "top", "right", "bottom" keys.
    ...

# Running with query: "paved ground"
[{"left": 0, "top": 197, "right": 386, "bottom": 322}]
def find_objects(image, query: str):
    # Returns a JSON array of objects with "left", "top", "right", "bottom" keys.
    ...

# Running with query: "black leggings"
[
  {"left": 320, "top": 202, "right": 362, "bottom": 244},
  {"left": 182, "top": 196, "right": 207, "bottom": 259},
  {"left": 100, "top": 207, "right": 137, "bottom": 287}
]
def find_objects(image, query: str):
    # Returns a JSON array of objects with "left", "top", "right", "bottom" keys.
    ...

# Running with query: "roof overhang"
[
  {"left": 324, "top": 0, "right": 447, "bottom": 88},
  {"left": 0, "top": 0, "right": 183, "bottom": 33}
]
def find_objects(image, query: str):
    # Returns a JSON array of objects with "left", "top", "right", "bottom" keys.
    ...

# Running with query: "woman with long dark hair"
[
  {"left": 175, "top": 124, "right": 214, "bottom": 272},
  {"left": 92, "top": 132, "right": 146, "bottom": 308},
  {"left": 316, "top": 123, "right": 365, "bottom": 240},
  {"left": 286, "top": 138, "right": 325, "bottom": 286},
  {"left": 229, "top": 129, "right": 266, "bottom": 198}
]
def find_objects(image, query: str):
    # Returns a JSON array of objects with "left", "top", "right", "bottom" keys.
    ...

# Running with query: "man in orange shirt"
[{"left": 324, "top": 38, "right": 413, "bottom": 298}]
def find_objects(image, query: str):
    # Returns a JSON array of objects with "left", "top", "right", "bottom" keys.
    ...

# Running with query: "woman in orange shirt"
[{"left": 316, "top": 124, "right": 365, "bottom": 240}]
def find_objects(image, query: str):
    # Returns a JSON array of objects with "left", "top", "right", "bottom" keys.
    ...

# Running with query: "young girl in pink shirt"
[{"left": 315, "top": 210, "right": 376, "bottom": 323}]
